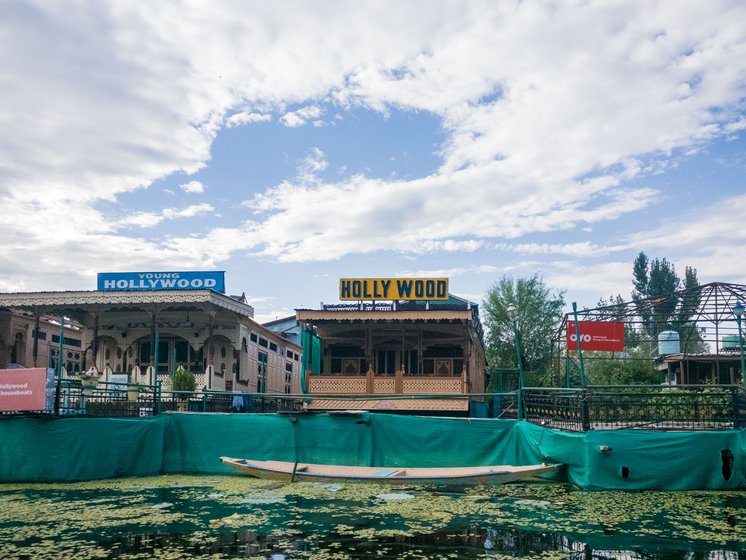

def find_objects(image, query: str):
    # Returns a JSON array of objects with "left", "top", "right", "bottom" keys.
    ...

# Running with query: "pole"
[
  {"left": 512, "top": 318, "right": 525, "bottom": 419},
  {"left": 154, "top": 329, "right": 160, "bottom": 388},
  {"left": 737, "top": 314, "right": 745, "bottom": 391},
  {"left": 512, "top": 319, "right": 524, "bottom": 390},
  {"left": 572, "top": 302, "right": 587, "bottom": 386},
  {"left": 57, "top": 315, "right": 65, "bottom": 378}
]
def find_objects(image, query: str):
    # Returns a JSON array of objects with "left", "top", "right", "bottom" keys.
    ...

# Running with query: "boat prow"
[{"left": 219, "top": 457, "right": 561, "bottom": 485}]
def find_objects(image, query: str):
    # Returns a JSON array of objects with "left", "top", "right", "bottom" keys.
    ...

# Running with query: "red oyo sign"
[
  {"left": 567, "top": 321, "right": 625, "bottom": 352},
  {"left": 0, "top": 368, "right": 48, "bottom": 412}
]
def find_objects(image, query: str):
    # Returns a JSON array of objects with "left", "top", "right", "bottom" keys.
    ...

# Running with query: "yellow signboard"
[{"left": 339, "top": 278, "right": 449, "bottom": 301}]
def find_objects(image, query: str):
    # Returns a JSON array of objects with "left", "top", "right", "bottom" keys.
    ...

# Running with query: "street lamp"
[
  {"left": 733, "top": 302, "right": 745, "bottom": 390},
  {"left": 506, "top": 304, "right": 525, "bottom": 393}
]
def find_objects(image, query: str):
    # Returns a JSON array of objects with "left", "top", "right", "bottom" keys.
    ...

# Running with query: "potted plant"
[
  {"left": 127, "top": 383, "right": 146, "bottom": 401},
  {"left": 170, "top": 367, "right": 196, "bottom": 411},
  {"left": 77, "top": 370, "right": 101, "bottom": 395}
]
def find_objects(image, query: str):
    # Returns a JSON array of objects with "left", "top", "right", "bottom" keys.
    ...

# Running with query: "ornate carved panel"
[
  {"left": 373, "top": 378, "right": 396, "bottom": 393},
  {"left": 307, "top": 376, "right": 367, "bottom": 394},
  {"left": 403, "top": 377, "right": 462, "bottom": 394}
]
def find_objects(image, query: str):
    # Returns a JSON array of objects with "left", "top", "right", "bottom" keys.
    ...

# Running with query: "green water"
[{"left": 1, "top": 476, "right": 745, "bottom": 559}]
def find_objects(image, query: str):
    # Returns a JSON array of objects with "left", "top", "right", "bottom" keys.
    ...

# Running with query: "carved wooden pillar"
[
  {"left": 149, "top": 312, "right": 156, "bottom": 368},
  {"left": 207, "top": 311, "right": 215, "bottom": 367},
  {"left": 91, "top": 312, "right": 100, "bottom": 370},
  {"left": 366, "top": 365, "right": 374, "bottom": 394},
  {"left": 207, "top": 308, "right": 215, "bottom": 390}
]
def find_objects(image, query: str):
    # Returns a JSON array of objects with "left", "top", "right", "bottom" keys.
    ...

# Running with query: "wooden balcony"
[{"left": 306, "top": 368, "right": 466, "bottom": 395}]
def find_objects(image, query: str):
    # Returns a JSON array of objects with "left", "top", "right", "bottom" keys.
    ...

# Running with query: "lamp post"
[
  {"left": 733, "top": 302, "right": 745, "bottom": 390},
  {"left": 507, "top": 304, "right": 525, "bottom": 419}
]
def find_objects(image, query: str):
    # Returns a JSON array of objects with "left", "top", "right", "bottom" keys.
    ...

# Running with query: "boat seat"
[{"left": 371, "top": 468, "right": 404, "bottom": 477}]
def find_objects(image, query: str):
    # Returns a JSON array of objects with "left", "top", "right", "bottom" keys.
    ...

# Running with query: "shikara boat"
[{"left": 219, "top": 457, "right": 560, "bottom": 485}]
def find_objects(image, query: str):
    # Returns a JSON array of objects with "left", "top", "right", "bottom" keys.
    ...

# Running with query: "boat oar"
[{"left": 291, "top": 461, "right": 299, "bottom": 482}]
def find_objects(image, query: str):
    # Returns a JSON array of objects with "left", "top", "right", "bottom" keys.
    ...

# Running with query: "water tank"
[
  {"left": 722, "top": 335, "right": 744, "bottom": 350},
  {"left": 658, "top": 331, "right": 680, "bottom": 355}
]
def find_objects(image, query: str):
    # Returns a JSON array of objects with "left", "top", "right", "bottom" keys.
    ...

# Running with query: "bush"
[{"left": 170, "top": 367, "right": 196, "bottom": 392}]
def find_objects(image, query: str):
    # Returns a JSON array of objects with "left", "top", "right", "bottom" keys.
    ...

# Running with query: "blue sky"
[{"left": 1, "top": 1, "right": 745, "bottom": 322}]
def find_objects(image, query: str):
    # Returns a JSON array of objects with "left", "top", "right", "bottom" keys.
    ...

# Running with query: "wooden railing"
[{"left": 306, "top": 368, "right": 466, "bottom": 395}]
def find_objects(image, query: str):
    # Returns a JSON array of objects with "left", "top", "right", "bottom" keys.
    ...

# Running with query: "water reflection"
[
  {"left": 103, "top": 526, "right": 746, "bottom": 559},
  {"left": 1, "top": 476, "right": 745, "bottom": 559}
]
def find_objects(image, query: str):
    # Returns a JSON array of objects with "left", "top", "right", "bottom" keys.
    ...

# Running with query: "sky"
[{"left": 1, "top": 1, "right": 745, "bottom": 323}]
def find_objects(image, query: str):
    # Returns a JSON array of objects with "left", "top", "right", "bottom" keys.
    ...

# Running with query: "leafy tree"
[
  {"left": 595, "top": 293, "right": 644, "bottom": 349},
  {"left": 586, "top": 349, "right": 661, "bottom": 385},
  {"left": 170, "top": 367, "right": 197, "bottom": 392},
  {"left": 631, "top": 252, "right": 703, "bottom": 352},
  {"left": 483, "top": 274, "right": 565, "bottom": 386}
]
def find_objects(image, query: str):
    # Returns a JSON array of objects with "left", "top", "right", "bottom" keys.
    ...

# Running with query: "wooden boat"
[{"left": 219, "top": 457, "right": 560, "bottom": 485}]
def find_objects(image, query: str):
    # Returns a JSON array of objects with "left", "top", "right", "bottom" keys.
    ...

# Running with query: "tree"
[
  {"left": 170, "top": 366, "right": 197, "bottom": 392},
  {"left": 586, "top": 348, "right": 661, "bottom": 385},
  {"left": 483, "top": 274, "right": 565, "bottom": 386},
  {"left": 631, "top": 252, "right": 703, "bottom": 352}
]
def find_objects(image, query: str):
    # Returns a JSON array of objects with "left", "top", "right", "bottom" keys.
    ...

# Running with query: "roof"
[
  {"left": 296, "top": 309, "right": 474, "bottom": 322},
  {"left": 660, "top": 353, "right": 744, "bottom": 362},
  {"left": 303, "top": 398, "right": 469, "bottom": 412},
  {"left": 262, "top": 315, "right": 297, "bottom": 327},
  {"left": 0, "top": 290, "right": 254, "bottom": 317}
]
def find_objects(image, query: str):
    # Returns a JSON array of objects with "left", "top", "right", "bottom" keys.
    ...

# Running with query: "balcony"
[{"left": 304, "top": 368, "right": 469, "bottom": 412}]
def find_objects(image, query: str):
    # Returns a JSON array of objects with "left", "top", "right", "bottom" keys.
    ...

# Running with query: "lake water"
[{"left": 1, "top": 475, "right": 744, "bottom": 559}]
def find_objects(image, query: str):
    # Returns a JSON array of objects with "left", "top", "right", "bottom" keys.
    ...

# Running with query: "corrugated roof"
[
  {"left": 0, "top": 290, "right": 254, "bottom": 317},
  {"left": 296, "top": 309, "right": 472, "bottom": 322}
]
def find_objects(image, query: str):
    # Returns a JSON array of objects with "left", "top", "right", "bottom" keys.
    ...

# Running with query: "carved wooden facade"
[
  {"left": 297, "top": 298, "right": 486, "bottom": 414},
  {"left": 0, "top": 290, "right": 301, "bottom": 395}
]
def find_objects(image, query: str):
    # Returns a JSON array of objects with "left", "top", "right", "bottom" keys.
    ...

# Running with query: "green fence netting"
[
  {"left": 1, "top": 413, "right": 745, "bottom": 489},
  {"left": 0, "top": 416, "right": 165, "bottom": 482}
]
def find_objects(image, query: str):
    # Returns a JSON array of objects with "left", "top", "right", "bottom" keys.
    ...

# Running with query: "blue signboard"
[{"left": 97, "top": 271, "right": 225, "bottom": 293}]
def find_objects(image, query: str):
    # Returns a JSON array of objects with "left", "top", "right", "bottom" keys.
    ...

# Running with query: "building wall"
[
  {"left": 237, "top": 325, "right": 301, "bottom": 394},
  {"left": 83, "top": 316, "right": 301, "bottom": 395},
  {"left": 0, "top": 310, "right": 85, "bottom": 372}
]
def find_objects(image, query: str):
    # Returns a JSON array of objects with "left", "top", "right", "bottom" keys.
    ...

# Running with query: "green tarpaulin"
[{"left": 1, "top": 413, "right": 744, "bottom": 489}]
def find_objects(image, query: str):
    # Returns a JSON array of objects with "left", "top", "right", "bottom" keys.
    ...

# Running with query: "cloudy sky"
[{"left": 1, "top": 1, "right": 745, "bottom": 322}]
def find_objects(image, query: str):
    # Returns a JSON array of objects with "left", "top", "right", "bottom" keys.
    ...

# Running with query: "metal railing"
[
  {"left": 4, "top": 378, "right": 746, "bottom": 431},
  {"left": 522, "top": 385, "right": 746, "bottom": 431},
  {"left": 0, "top": 379, "right": 303, "bottom": 418}
]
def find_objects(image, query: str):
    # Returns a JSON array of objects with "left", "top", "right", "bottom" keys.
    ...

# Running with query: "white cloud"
[
  {"left": 623, "top": 193, "right": 746, "bottom": 282},
  {"left": 118, "top": 203, "right": 215, "bottom": 228},
  {"left": 280, "top": 105, "right": 323, "bottom": 128},
  {"left": 226, "top": 111, "right": 272, "bottom": 127},
  {"left": 0, "top": 1, "right": 745, "bottom": 292},
  {"left": 179, "top": 180, "right": 205, "bottom": 194},
  {"left": 494, "top": 242, "right": 621, "bottom": 258}
]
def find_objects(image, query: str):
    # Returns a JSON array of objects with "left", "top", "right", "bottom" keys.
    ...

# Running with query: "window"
[
  {"left": 330, "top": 345, "right": 367, "bottom": 375},
  {"left": 257, "top": 351, "right": 268, "bottom": 392},
  {"left": 377, "top": 349, "right": 397, "bottom": 375},
  {"left": 250, "top": 333, "right": 258, "bottom": 343},
  {"left": 259, "top": 337, "right": 268, "bottom": 348},
  {"left": 422, "top": 345, "right": 463, "bottom": 377},
  {"left": 269, "top": 342, "right": 278, "bottom": 352},
  {"left": 32, "top": 329, "right": 47, "bottom": 341},
  {"left": 285, "top": 362, "right": 293, "bottom": 394},
  {"left": 49, "top": 348, "right": 81, "bottom": 373},
  {"left": 51, "top": 334, "right": 81, "bottom": 348},
  {"left": 286, "top": 349, "right": 293, "bottom": 358}
]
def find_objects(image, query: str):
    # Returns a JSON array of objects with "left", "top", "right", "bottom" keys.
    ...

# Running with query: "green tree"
[
  {"left": 586, "top": 348, "right": 661, "bottom": 385},
  {"left": 170, "top": 367, "right": 197, "bottom": 392},
  {"left": 483, "top": 274, "right": 565, "bottom": 386},
  {"left": 631, "top": 252, "right": 703, "bottom": 352}
]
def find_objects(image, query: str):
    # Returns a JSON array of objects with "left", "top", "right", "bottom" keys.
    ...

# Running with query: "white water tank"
[{"left": 658, "top": 331, "right": 680, "bottom": 355}]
